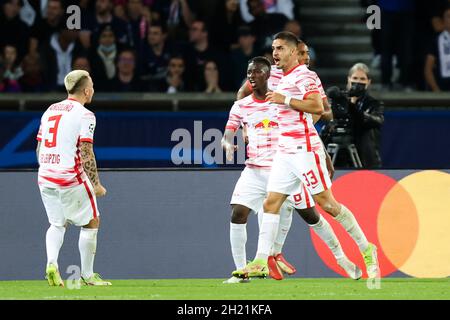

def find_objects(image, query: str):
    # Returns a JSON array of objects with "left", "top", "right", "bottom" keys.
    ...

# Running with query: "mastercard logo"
[{"left": 310, "top": 170, "right": 450, "bottom": 278}]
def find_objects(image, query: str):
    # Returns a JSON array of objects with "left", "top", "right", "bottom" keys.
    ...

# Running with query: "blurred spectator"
[
  {"left": 124, "top": 0, "right": 151, "bottom": 51},
  {"left": 424, "top": 5, "right": 450, "bottom": 92},
  {"left": 430, "top": 0, "right": 450, "bottom": 33},
  {"left": 192, "top": 0, "right": 221, "bottom": 27},
  {"left": 185, "top": 19, "right": 227, "bottom": 91},
  {"left": 19, "top": 0, "right": 42, "bottom": 27},
  {"left": 239, "top": 0, "right": 294, "bottom": 23},
  {"left": 378, "top": 0, "right": 415, "bottom": 91},
  {"left": 164, "top": 55, "right": 188, "bottom": 93},
  {"left": 72, "top": 55, "right": 92, "bottom": 72},
  {"left": 89, "top": 24, "right": 118, "bottom": 91},
  {"left": 0, "top": 0, "right": 30, "bottom": 59},
  {"left": 152, "top": 0, "right": 196, "bottom": 41},
  {"left": 79, "top": 0, "right": 131, "bottom": 50},
  {"left": 29, "top": 0, "right": 64, "bottom": 53},
  {"left": 203, "top": 60, "right": 222, "bottom": 93},
  {"left": 0, "top": 44, "right": 24, "bottom": 92},
  {"left": 261, "top": 46, "right": 274, "bottom": 63},
  {"left": 230, "top": 26, "right": 256, "bottom": 90},
  {"left": 141, "top": 22, "right": 175, "bottom": 91},
  {"left": 210, "top": 0, "right": 244, "bottom": 51},
  {"left": 283, "top": 19, "right": 317, "bottom": 68},
  {"left": 110, "top": 49, "right": 144, "bottom": 91},
  {"left": 247, "top": 0, "right": 289, "bottom": 52},
  {"left": 40, "top": 28, "right": 82, "bottom": 91},
  {"left": 19, "top": 49, "right": 43, "bottom": 91}
]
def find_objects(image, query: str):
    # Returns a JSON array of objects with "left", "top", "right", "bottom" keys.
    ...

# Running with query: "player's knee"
[
  {"left": 315, "top": 196, "right": 339, "bottom": 216},
  {"left": 263, "top": 197, "right": 281, "bottom": 213},
  {"left": 231, "top": 205, "right": 249, "bottom": 224}
]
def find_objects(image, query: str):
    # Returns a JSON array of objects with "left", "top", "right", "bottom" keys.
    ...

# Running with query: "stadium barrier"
[
  {"left": 0, "top": 169, "right": 448, "bottom": 280},
  {"left": 1, "top": 110, "right": 450, "bottom": 169}
]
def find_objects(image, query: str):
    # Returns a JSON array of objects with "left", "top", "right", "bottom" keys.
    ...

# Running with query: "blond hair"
[
  {"left": 348, "top": 63, "right": 371, "bottom": 79},
  {"left": 64, "top": 70, "right": 90, "bottom": 94}
]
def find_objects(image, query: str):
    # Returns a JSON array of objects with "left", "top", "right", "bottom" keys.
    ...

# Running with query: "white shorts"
[
  {"left": 230, "top": 167, "right": 314, "bottom": 212},
  {"left": 267, "top": 149, "right": 332, "bottom": 196},
  {"left": 39, "top": 180, "right": 100, "bottom": 227}
]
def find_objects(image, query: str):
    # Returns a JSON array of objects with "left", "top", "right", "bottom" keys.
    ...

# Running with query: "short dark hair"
[
  {"left": 248, "top": 56, "right": 271, "bottom": 71},
  {"left": 273, "top": 31, "right": 301, "bottom": 47},
  {"left": 149, "top": 20, "right": 167, "bottom": 34},
  {"left": 192, "top": 19, "right": 208, "bottom": 33}
]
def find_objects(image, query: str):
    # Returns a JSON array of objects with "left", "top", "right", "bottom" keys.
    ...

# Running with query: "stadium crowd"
[{"left": 0, "top": 0, "right": 449, "bottom": 93}]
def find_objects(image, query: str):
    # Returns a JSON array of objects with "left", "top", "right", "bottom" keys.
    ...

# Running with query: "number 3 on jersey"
[
  {"left": 302, "top": 170, "right": 318, "bottom": 187},
  {"left": 44, "top": 114, "right": 62, "bottom": 148}
]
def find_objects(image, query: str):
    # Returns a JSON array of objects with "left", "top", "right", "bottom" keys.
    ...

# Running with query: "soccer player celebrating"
[
  {"left": 36, "top": 70, "right": 111, "bottom": 286},
  {"left": 236, "top": 32, "right": 380, "bottom": 280},
  {"left": 223, "top": 57, "right": 362, "bottom": 282},
  {"left": 222, "top": 56, "right": 307, "bottom": 283}
]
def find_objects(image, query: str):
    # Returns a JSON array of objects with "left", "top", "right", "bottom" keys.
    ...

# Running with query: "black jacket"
[{"left": 349, "top": 93, "right": 384, "bottom": 168}]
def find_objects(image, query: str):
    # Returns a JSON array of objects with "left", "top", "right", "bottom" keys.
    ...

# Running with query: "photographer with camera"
[{"left": 323, "top": 63, "right": 384, "bottom": 168}]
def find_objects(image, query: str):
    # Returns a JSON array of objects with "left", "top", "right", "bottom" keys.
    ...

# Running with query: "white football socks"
[
  {"left": 79, "top": 228, "right": 98, "bottom": 279},
  {"left": 334, "top": 204, "right": 369, "bottom": 252},
  {"left": 230, "top": 223, "right": 247, "bottom": 270},
  {"left": 271, "top": 205, "right": 293, "bottom": 256},
  {"left": 46, "top": 225, "right": 66, "bottom": 269},
  {"left": 255, "top": 213, "right": 280, "bottom": 260},
  {"left": 309, "top": 215, "right": 345, "bottom": 260}
]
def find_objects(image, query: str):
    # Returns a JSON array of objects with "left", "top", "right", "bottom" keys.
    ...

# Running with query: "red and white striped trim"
[
  {"left": 314, "top": 152, "right": 329, "bottom": 191},
  {"left": 82, "top": 180, "right": 97, "bottom": 219}
]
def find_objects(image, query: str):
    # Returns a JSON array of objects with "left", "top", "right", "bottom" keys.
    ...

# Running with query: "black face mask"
[{"left": 348, "top": 82, "right": 366, "bottom": 97}]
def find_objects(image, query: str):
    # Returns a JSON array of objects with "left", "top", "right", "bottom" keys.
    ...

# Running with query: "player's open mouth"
[
  {"left": 273, "top": 58, "right": 280, "bottom": 66},
  {"left": 249, "top": 80, "right": 256, "bottom": 87}
]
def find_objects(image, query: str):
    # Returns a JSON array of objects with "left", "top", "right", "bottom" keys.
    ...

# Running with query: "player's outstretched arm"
[{"left": 80, "top": 141, "right": 106, "bottom": 197}]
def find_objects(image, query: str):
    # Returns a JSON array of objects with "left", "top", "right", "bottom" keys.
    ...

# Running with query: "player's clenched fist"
[{"left": 94, "top": 184, "right": 107, "bottom": 197}]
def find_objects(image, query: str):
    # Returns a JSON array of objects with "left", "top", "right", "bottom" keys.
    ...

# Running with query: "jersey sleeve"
[
  {"left": 315, "top": 75, "right": 327, "bottom": 99},
  {"left": 295, "top": 76, "right": 320, "bottom": 100},
  {"left": 225, "top": 102, "right": 243, "bottom": 131},
  {"left": 79, "top": 112, "right": 96, "bottom": 143}
]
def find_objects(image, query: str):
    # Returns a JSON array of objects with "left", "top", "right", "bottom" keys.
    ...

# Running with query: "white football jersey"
[
  {"left": 275, "top": 64, "right": 323, "bottom": 154},
  {"left": 226, "top": 95, "right": 280, "bottom": 168},
  {"left": 37, "top": 98, "right": 95, "bottom": 188}
]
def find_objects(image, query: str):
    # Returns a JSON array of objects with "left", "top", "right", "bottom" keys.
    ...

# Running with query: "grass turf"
[{"left": 0, "top": 278, "right": 448, "bottom": 300}]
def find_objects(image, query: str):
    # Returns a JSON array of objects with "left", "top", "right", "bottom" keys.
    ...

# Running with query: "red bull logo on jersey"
[{"left": 254, "top": 119, "right": 279, "bottom": 131}]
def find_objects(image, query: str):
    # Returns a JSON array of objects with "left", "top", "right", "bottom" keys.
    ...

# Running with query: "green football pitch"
[{"left": 0, "top": 278, "right": 449, "bottom": 300}]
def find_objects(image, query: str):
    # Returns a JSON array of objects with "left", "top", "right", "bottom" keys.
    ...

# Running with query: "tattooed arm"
[{"left": 80, "top": 141, "right": 106, "bottom": 197}]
